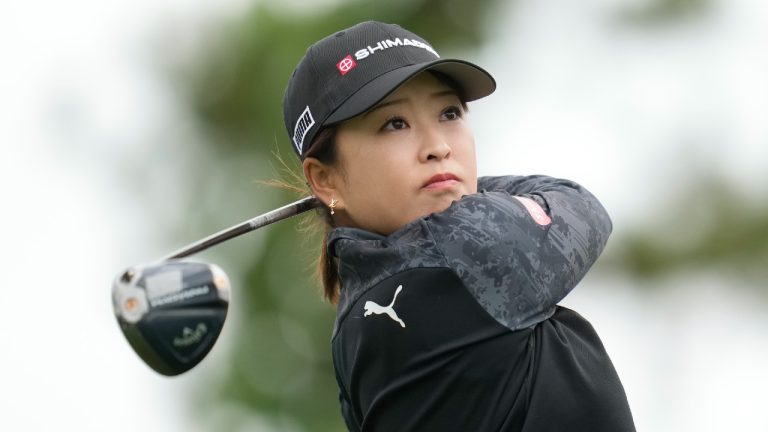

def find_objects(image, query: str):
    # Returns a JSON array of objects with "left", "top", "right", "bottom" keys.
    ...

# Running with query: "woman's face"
[{"left": 329, "top": 72, "right": 478, "bottom": 235}]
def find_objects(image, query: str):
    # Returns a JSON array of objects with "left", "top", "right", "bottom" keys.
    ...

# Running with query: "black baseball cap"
[{"left": 282, "top": 21, "right": 496, "bottom": 159}]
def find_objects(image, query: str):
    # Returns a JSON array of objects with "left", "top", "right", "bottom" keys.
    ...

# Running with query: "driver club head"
[{"left": 112, "top": 260, "right": 230, "bottom": 376}]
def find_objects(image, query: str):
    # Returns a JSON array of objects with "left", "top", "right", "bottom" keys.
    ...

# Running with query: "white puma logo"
[{"left": 363, "top": 285, "right": 405, "bottom": 328}]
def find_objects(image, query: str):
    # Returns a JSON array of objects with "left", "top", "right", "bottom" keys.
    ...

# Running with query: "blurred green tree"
[
  {"left": 172, "top": 1, "right": 503, "bottom": 430},
  {"left": 607, "top": 176, "right": 768, "bottom": 285},
  {"left": 616, "top": 0, "right": 710, "bottom": 25}
]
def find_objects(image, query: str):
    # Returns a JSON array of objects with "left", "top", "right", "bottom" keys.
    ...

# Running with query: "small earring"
[{"left": 329, "top": 198, "right": 337, "bottom": 215}]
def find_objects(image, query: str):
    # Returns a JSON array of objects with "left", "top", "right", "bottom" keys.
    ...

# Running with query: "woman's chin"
[{"left": 421, "top": 195, "right": 462, "bottom": 217}]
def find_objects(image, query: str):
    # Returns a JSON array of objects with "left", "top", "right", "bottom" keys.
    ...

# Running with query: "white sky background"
[{"left": 0, "top": 0, "right": 766, "bottom": 431}]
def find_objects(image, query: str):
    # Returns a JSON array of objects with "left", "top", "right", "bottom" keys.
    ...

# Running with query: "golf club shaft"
[{"left": 162, "top": 196, "right": 321, "bottom": 261}]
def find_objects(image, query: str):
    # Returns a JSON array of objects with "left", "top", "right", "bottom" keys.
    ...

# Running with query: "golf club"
[{"left": 112, "top": 196, "right": 321, "bottom": 376}]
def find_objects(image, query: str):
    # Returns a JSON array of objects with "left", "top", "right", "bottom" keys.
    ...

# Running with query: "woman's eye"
[
  {"left": 382, "top": 117, "right": 408, "bottom": 131},
  {"left": 441, "top": 106, "right": 463, "bottom": 121}
]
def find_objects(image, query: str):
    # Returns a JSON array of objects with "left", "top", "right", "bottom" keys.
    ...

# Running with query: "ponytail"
[{"left": 318, "top": 213, "right": 341, "bottom": 303}]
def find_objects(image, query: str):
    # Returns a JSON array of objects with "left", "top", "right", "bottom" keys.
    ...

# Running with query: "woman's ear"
[{"left": 303, "top": 157, "right": 341, "bottom": 207}]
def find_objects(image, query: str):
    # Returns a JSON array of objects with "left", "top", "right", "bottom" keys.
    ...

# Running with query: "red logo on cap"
[{"left": 337, "top": 55, "right": 357, "bottom": 75}]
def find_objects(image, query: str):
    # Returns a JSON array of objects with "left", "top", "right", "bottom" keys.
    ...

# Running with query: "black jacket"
[{"left": 328, "top": 175, "right": 635, "bottom": 431}]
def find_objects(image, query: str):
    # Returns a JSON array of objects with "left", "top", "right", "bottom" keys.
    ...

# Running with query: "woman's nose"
[{"left": 419, "top": 127, "right": 451, "bottom": 162}]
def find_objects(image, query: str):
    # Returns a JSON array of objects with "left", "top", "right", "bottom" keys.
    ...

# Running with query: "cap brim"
[{"left": 325, "top": 59, "right": 496, "bottom": 125}]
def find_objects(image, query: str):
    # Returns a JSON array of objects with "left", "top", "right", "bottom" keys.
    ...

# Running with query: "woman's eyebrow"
[
  {"left": 363, "top": 89, "right": 459, "bottom": 117},
  {"left": 363, "top": 98, "right": 406, "bottom": 117},
  {"left": 431, "top": 89, "right": 459, "bottom": 99}
]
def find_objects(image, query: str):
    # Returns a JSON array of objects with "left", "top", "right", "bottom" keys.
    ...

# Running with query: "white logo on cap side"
[
  {"left": 353, "top": 37, "right": 440, "bottom": 61},
  {"left": 293, "top": 106, "right": 315, "bottom": 155}
]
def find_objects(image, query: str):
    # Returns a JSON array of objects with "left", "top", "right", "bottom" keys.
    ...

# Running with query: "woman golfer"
[{"left": 282, "top": 21, "right": 635, "bottom": 432}]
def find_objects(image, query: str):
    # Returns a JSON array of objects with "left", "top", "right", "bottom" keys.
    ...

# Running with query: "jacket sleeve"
[{"left": 424, "top": 175, "right": 612, "bottom": 330}]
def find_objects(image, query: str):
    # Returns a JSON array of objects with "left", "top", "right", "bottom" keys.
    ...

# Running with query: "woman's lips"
[{"left": 423, "top": 173, "right": 460, "bottom": 190}]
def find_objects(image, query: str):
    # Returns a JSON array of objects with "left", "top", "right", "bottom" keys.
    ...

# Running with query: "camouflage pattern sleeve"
[{"left": 425, "top": 175, "right": 613, "bottom": 330}]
